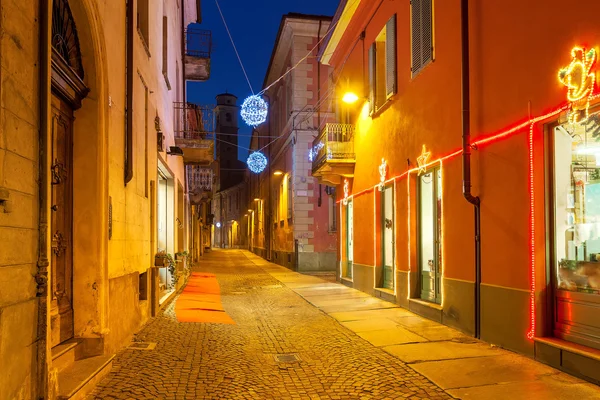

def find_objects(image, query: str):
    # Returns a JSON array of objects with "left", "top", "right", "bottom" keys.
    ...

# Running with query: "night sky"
[{"left": 186, "top": 0, "right": 338, "bottom": 161}]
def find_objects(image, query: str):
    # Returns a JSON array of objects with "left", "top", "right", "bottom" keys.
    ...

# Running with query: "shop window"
[
  {"left": 368, "top": 14, "right": 397, "bottom": 113},
  {"left": 553, "top": 115, "right": 600, "bottom": 296},
  {"left": 411, "top": 0, "right": 433, "bottom": 77}
]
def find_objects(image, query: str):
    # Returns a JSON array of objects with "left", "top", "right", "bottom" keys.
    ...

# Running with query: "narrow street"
[{"left": 89, "top": 251, "right": 600, "bottom": 400}]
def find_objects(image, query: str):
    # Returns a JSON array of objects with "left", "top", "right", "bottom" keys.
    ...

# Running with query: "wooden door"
[
  {"left": 50, "top": 93, "right": 74, "bottom": 346},
  {"left": 382, "top": 186, "right": 394, "bottom": 289},
  {"left": 346, "top": 200, "right": 353, "bottom": 279},
  {"left": 419, "top": 169, "right": 442, "bottom": 304}
]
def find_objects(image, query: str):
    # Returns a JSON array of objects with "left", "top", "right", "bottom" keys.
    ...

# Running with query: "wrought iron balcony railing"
[
  {"left": 174, "top": 102, "right": 215, "bottom": 139},
  {"left": 185, "top": 28, "right": 212, "bottom": 58},
  {"left": 310, "top": 123, "right": 356, "bottom": 174}
]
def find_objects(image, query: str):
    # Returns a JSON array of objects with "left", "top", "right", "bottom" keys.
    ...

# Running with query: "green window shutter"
[
  {"left": 368, "top": 43, "right": 376, "bottom": 113},
  {"left": 411, "top": 0, "right": 422, "bottom": 74},
  {"left": 422, "top": 0, "right": 433, "bottom": 66},
  {"left": 386, "top": 14, "right": 397, "bottom": 97}
]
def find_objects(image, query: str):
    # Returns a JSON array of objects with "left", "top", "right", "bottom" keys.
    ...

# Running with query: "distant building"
[
  {"left": 247, "top": 13, "right": 337, "bottom": 272},
  {"left": 212, "top": 93, "right": 247, "bottom": 247}
]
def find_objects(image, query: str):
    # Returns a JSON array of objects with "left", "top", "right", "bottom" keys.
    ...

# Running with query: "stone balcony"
[
  {"left": 185, "top": 28, "right": 212, "bottom": 81},
  {"left": 310, "top": 123, "right": 356, "bottom": 185}
]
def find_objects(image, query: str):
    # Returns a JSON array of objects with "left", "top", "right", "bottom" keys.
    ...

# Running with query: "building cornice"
[{"left": 320, "top": 0, "right": 363, "bottom": 66}]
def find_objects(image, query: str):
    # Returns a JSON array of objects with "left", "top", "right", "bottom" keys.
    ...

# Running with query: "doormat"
[{"left": 175, "top": 273, "right": 235, "bottom": 324}]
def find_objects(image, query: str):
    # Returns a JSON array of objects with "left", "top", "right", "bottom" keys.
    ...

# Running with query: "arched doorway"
[{"left": 50, "top": 0, "right": 89, "bottom": 347}]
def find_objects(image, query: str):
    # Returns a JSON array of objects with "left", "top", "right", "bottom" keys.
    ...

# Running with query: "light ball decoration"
[
  {"left": 240, "top": 95, "right": 268, "bottom": 126},
  {"left": 247, "top": 151, "right": 268, "bottom": 174}
]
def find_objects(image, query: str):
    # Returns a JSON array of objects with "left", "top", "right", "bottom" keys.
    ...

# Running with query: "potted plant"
[{"left": 155, "top": 250, "right": 167, "bottom": 267}]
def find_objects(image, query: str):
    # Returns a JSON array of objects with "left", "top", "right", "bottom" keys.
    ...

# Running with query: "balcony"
[
  {"left": 310, "top": 123, "right": 355, "bottom": 185},
  {"left": 174, "top": 102, "right": 215, "bottom": 164},
  {"left": 185, "top": 28, "right": 212, "bottom": 81},
  {"left": 187, "top": 165, "right": 213, "bottom": 205}
]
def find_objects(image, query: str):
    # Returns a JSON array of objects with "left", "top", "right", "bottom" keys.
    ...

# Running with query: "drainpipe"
[
  {"left": 461, "top": 0, "right": 481, "bottom": 339},
  {"left": 36, "top": 1, "right": 52, "bottom": 398},
  {"left": 125, "top": 0, "right": 134, "bottom": 184}
]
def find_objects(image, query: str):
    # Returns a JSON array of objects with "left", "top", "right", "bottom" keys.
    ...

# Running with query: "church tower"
[{"left": 215, "top": 93, "right": 244, "bottom": 190}]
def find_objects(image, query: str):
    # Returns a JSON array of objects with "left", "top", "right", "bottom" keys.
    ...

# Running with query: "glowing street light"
[{"left": 342, "top": 92, "right": 359, "bottom": 104}]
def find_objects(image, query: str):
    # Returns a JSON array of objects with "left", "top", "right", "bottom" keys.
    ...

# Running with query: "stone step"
[
  {"left": 57, "top": 354, "right": 115, "bottom": 400},
  {"left": 51, "top": 340, "right": 80, "bottom": 373}
]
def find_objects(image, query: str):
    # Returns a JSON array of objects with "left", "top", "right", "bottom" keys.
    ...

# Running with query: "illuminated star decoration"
[
  {"left": 378, "top": 158, "right": 387, "bottom": 191},
  {"left": 417, "top": 145, "right": 431, "bottom": 175},
  {"left": 343, "top": 179, "right": 350, "bottom": 205},
  {"left": 240, "top": 95, "right": 268, "bottom": 126},
  {"left": 558, "top": 47, "right": 597, "bottom": 124},
  {"left": 247, "top": 151, "right": 268, "bottom": 173}
]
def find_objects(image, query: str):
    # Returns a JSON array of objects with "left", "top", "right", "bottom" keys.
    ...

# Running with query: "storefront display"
[{"left": 553, "top": 111, "right": 600, "bottom": 349}]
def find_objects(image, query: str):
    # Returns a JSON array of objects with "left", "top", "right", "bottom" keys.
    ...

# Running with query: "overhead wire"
[{"left": 214, "top": 0, "right": 254, "bottom": 94}]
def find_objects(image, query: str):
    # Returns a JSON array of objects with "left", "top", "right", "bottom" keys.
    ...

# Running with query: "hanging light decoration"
[
  {"left": 240, "top": 95, "right": 268, "bottom": 126},
  {"left": 247, "top": 151, "right": 268, "bottom": 173}
]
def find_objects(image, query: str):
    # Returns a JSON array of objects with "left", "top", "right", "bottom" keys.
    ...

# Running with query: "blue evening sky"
[{"left": 186, "top": 0, "right": 338, "bottom": 161}]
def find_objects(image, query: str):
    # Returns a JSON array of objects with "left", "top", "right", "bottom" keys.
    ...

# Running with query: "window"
[
  {"left": 162, "top": 16, "right": 171, "bottom": 89},
  {"left": 368, "top": 15, "right": 397, "bottom": 113},
  {"left": 287, "top": 175, "right": 293, "bottom": 219},
  {"left": 328, "top": 188, "right": 337, "bottom": 232},
  {"left": 226, "top": 113, "right": 232, "bottom": 122},
  {"left": 139, "top": 271, "right": 148, "bottom": 301},
  {"left": 411, "top": 0, "right": 433, "bottom": 77},
  {"left": 137, "top": 0, "right": 149, "bottom": 50}
]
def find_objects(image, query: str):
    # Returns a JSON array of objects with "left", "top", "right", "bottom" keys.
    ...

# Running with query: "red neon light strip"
[{"left": 527, "top": 122, "right": 536, "bottom": 340}]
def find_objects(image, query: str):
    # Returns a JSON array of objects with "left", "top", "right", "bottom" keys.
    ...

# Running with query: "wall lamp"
[
  {"left": 342, "top": 92, "right": 359, "bottom": 104},
  {"left": 273, "top": 170, "right": 284, "bottom": 176}
]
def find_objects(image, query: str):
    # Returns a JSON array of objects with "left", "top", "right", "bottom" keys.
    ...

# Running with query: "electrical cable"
[{"left": 214, "top": 0, "right": 254, "bottom": 94}]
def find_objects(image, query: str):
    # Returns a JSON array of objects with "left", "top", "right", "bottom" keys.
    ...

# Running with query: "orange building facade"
[{"left": 315, "top": 0, "right": 600, "bottom": 383}]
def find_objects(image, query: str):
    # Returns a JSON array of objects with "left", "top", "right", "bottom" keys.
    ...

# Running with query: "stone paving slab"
[
  {"left": 341, "top": 318, "right": 402, "bottom": 333},
  {"left": 448, "top": 377, "right": 600, "bottom": 400},
  {"left": 383, "top": 341, "right": 505, "bottom": 363},
  {"left": 410, "top": 353, "right": 562, "bottom": 389},
  {"left": 357, "top": 328, "right": 429, "bottom": 346}
]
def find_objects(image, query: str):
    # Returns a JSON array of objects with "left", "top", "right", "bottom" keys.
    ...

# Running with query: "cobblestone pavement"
[{"left": 90, "top": 250, "right": 452, "bottom": 400}]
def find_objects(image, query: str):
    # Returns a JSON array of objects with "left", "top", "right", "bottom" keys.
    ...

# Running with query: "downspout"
[
  {"left": 461, "top": 0, "right": 481, "bottom": 339},
  {"left": 265, "top": 95, "right": 272, "bottom": 261},
  {"left": 317, "top": 20, "right": 323, "bottom": 209},
  {"left": 37, "top": 1, "right": 52, "bottom": 398},
  {"left": 125, "top": 0, "right": 134, "bottom": 184}
]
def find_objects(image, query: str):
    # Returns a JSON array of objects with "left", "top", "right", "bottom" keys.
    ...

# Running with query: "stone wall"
[{"left": 0, "top": 1, "right": 40, "bottom": 399}]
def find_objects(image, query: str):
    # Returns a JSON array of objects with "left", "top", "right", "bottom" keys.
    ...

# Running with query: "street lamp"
[{"left": 342, "top": 92, "right": 359, "bottom": 104}]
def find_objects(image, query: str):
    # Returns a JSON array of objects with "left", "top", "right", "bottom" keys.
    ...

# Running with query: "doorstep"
[
  {"left": 408, "top": 298, "right": 443, "bottom": 323},
  {"left": 374, "top": 287, "right": 396, "bottom": 303},
  {"left": 535, "top": 337, "right": 600, "bottom": 384}
]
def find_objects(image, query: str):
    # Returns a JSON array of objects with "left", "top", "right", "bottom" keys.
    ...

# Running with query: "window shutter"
[
  {"left": 422, "top": 0, "right": 433, "bottom": 65},
  {"left": 411, "top": 0, "right": 422, "bottom": 74},
  {"left": 368, "top": 44, "right": 376, "bottom": 113},
  {"left": 386, "top": 14, "right": 397, "bottom": 97}
]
